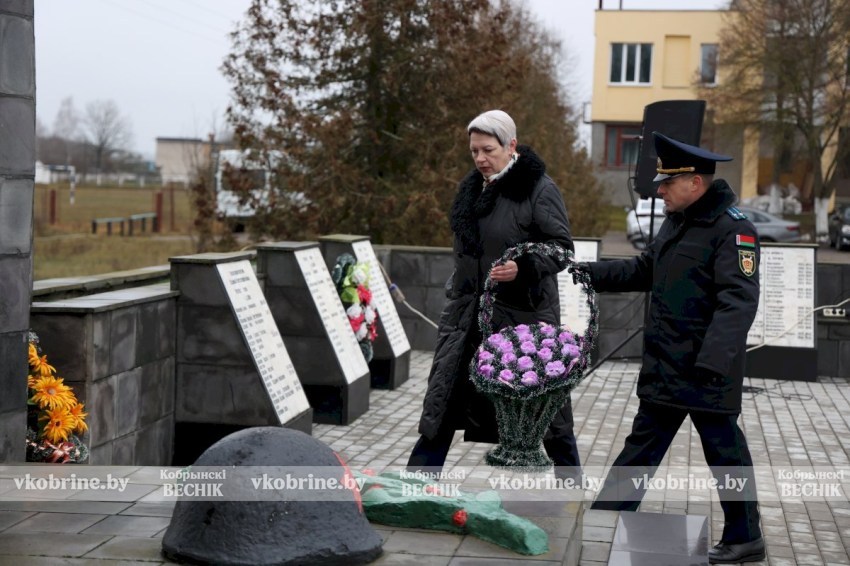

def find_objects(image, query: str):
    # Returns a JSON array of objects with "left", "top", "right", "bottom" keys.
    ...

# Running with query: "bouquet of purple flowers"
[
  {"left": 476, "top": 323, "right": 584, "bottom": 396},
  {"left": 471, "top": 242, "right": 597, "bottom": 471}
]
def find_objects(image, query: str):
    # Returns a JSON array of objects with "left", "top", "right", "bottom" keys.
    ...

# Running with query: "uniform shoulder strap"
[{"left": 726, "top": 206, "right": 748, "bottom": 220}]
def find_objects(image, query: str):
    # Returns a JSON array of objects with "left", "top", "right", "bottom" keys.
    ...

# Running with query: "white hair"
[{"left": 467, "top": 110, "right": 516, "bottom": 148}]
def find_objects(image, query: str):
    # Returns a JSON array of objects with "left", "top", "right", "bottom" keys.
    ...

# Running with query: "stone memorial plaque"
[
  {"left": 558, "top": 239, "right": 600, "bottom": 334},
  {"left": 351, "top": 240, "right": 411, "bottom": 357},
  {"left": 746, "top": 246, "right": 815, "bottom": 349},
  {"left": 294, "top": 247, "right": 370, "bottom": 384},
  {"left": 216, "top": 260, "right": 311, "bottom": 423}
]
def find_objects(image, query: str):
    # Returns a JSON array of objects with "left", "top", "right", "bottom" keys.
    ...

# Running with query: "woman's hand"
[{"left": 490, "top": 260, "right": 518, "bottom": 282}]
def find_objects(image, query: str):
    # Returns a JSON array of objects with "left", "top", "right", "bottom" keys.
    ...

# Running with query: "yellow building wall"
[
  {"left": 741, "top": 126, "right": 759, "bottom": 200},
  {"left": 663, "top": 36, "right": 691, "bottom": 88},
  {"left": 592, "top": 11, "right": 726, "bottom": 123}
]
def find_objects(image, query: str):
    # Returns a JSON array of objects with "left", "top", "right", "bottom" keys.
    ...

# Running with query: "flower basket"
[{"left": 470, "top": 242, "right": 598, "bottom": 471}]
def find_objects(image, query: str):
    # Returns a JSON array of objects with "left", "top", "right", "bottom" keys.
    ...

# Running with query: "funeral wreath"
[{"left": 332, "top": 253, "right": 379, "bottom": 362}]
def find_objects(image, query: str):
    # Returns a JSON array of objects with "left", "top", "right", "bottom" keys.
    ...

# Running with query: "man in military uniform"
[{"left": 575, "top": 132, "right": 764, "bottom": 564}]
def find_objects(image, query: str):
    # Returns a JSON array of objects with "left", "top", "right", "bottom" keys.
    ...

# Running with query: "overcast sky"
[{"left": 34, "top": 0, "right": 726, "bottom": 160}]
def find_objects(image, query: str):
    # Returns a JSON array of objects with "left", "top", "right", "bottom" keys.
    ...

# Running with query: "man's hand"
[
  {"left": 568, "top": 262, "right": 590, "bottom": 285},
  {"left": 490, "top": 260, "right": 519, "bottom": 283}
]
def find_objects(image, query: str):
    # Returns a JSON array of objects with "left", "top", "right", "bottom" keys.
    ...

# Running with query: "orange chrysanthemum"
[
  {"left": 69, "top": 402, "right": 88, "bottom": 435},
  {"left": 29, "top": 354, "right": 56, "bottom": 378},
  {"left": 30, "top": 376, "right": 76, "bottom": 410},
  {"left": 39, "top": 406, "right": 75, "bottom": 444},
  {"left": 28, "top": 343, "right": 39, "bottom": 366},
  {"left": 27, "top": 374, "right": 38, "bottom": 389}
]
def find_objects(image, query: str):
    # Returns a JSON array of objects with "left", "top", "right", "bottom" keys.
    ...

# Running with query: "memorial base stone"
[
  {"left": 745, "top": 345, "right": 818, "bottom": 381},
  {"left": 172, "top": 409, "right": 313, "bottom": 466},
  {"left": 369, "top": 349, "right": 410, "bottom": 389},
  {"left": 303, "top": 374, "right": 371, "bottom": 425},
  {"left": 608, "top": 511, "right": 708, "bottom": 565}
]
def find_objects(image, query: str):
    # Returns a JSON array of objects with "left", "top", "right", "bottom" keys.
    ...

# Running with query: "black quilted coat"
[
  {"left": 586, "top": 180, "right": 760, "bottom": 414},
  {"left": 417, "top": 146, "right": 574, "bottom": 441}
]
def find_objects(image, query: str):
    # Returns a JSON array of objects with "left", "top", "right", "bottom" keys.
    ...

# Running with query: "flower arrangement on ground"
[
  {"left": 471, "top": 242, "right": 598, "bottom": 471},
  {"left": 26, "top": 333, "right": 89, "bottom": 463},
  {"left": 332, "top": 253, "right": 379, "bottom": 362}
]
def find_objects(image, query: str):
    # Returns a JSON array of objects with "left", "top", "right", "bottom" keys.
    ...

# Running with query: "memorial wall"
[
  {"left": 0, "top": 1, "right": 35, "bottom": 462},
  {"left": 12, "top": 240, "right": 850, "bottom": 465},
  {"left": 745, "top": 244, "right": 818, "bottom": 381}
]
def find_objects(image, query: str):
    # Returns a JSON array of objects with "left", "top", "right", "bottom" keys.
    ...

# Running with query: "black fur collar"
[
  {"left": 450, "top": 145, "right": 546, "bottom": 255},
  {"left": 685, "top": 179, "right": 738, "bottom": 223}
]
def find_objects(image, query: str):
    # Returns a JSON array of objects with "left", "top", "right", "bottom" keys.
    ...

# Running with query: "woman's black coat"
[
  {"left": 586, "top": 180, "right": 760, "bottom": 414},
  {"left": 417, "top": 146, "right": 574, "bottom": 441}
]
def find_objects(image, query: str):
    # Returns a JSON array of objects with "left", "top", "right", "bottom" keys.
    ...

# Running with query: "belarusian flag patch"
[{"left": 736, "top": 235, "right": 756, "bottom": 248}]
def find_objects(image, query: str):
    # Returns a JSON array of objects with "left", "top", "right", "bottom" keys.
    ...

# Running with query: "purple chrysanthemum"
[
  {"left": 499, "top": 341, "right": 514, "bottom": 353},
  {"left": 479, "top": 364, "right": 495, "bottom": 378},
  {"left": 478, "top": 350, "right": 494, "bottom": 365},
  {"left": 541, "top": 338, "right": 556, "bottom": 349},
  {"left": 562, "top": 344, "right": 580, "bottom": 358},
  {"left": 517, "top": 356, "right": 534, "bottom": 371},
  {"left": 545, "top": 360, "right": 566, "bottom": 377},
  {"left": 521, "top": 371, "right": 539, "bottom": 386},
  {"left": 514, "top": 324, "right": 530, "bottom": 333},
  {"left": 540, "top": 325, "right": 556, "bottom": 337},
  {"left": 487, "top": 334, "right": 504, "bottom": 347},
  {"left": 498, "top": 369, "right": 515, "bottom": 382},
  {"left": 501, "top": 352, "right": 517, "bottom": 365},
  {"left": 520, "top": 341, "right": 537, "bottom": 354},
  {"left": 558, "top": 331, "right": 575, "bottom": 344},
  {"left": 537, "top": 347, "right": 553, "bottom": 362}
]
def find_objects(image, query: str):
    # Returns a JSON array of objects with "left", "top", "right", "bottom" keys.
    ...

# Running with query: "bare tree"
[
  {"left": 53, "top": 96, "right": 81, "bottom": 166},
  {"left": 84, "top": 99, "right": 133, "bottom": 184},
  {"left": 701, "top": 0, "right": 850, "bottom": 237}
]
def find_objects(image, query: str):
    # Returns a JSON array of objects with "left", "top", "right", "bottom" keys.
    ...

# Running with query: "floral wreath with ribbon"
[{"left": 331, "top": 253, "right": 379, "bottom": 362}]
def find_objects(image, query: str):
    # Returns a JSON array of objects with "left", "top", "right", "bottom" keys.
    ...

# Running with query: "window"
[
  {"left": 605, "top": 125, "right": 641, "bottom": 167},
  {"left": 610, "top": 43, "right": 652, "bottom": 84},
  {"left": 701, "top": 44, "right": 719, "bottom": 84}
]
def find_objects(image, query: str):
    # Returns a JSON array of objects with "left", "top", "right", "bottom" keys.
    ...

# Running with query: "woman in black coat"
[{"left": 407, "top": 110, "right": 581, "bottom": 479}]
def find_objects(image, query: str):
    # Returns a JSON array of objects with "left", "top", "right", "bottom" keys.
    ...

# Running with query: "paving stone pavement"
[{"left": 0, "top": 350, "right": 848, "bottom": 565}]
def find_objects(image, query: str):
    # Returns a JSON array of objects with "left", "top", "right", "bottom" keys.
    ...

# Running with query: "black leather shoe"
[{"left": 708, "top": 537, "right": 765, "bottom": 563}]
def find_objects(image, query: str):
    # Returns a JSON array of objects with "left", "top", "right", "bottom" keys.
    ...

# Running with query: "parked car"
[
  {"left": 626, "top": 198, "right": 665, "bottom": 249},
  {"left": 737, "top": 207, "right": 802, "bottom": 243},
  {"left": 828, "top": 206, "right": 850, "bottom": 250},
  {"left": 626, "top": 202, "right": 800, "bottom": 250}
]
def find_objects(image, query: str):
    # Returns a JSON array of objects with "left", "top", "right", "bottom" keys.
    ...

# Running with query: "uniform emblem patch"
[{"left": 739, "top": 250, "right": 756, "bottom": 276}]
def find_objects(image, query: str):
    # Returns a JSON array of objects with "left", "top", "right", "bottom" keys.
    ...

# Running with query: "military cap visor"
[{"left": 652, "top": 131, "right": 733, "bottom": 182}]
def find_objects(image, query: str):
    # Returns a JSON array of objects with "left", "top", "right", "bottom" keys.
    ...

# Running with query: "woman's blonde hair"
[{"left": 467, "top": 110, "right": 516, "bottom": 148}]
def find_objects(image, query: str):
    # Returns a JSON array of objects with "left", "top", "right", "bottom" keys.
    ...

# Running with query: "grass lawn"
[
  {"left": 29, "top": 184, "right": 631, "bottom": 280},
  {"left": 31, "top": 183, "right": 237, "bottom": 280},
  {"left": 33, "top": 183, "right": 194, "bottom": 235},
  {"left": 604, "top": 204, "right": 629, "bottom": 232},
  {"left": 33, "top": 235, "right": 198, "bottom": 280}
]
